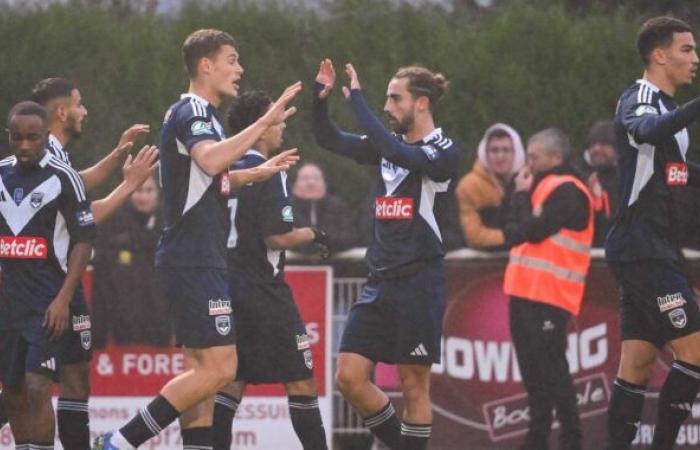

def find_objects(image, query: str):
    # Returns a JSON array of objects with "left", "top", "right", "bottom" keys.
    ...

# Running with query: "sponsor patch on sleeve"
[
  {"left": 421, "top": 145, "right": 440, "bottom": 161},
  {"left": 190, "top": 120, "right": 214, "bottom": 136},
  {"left": 76, "top": 209, "right": 95, "bottom": 226},
  {"left": 282, "top": 205, "right": 294, "bottom": 222},
  {"left": 635, "top": 104, "right": 658, "bottom": 117}
]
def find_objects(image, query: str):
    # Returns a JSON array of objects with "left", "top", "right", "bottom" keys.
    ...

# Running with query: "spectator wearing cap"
[
  {"left": 455, "top": 123, "right": 525, "bottom": 249},
  {"left": 291, "top": 162, "right": 357, "bottom": 254},
  {"left": 574, "top": 121, "right": 619, "bottom": 247}
]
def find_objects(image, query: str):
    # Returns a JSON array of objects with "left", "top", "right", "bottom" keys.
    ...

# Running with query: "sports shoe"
[{"left": 93, "top": 432, "right": 119, "bottom": 450}]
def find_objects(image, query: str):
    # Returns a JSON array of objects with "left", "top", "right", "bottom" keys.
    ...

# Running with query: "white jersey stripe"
[{"left": 48, "top": 160, "right": 86, "bottom": 202}]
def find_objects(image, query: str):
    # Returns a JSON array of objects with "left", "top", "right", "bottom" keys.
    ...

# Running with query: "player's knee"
[
  {"left": 285, "top": 378, "right": 317, "bottom": 397},
  {"left": 335, "top": 366, "right": 366, "bottom": 395},
  {"left": 25, "top": 380, "right": 51, "bottom": 410}
]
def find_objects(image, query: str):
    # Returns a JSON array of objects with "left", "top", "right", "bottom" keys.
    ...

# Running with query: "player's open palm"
[
  {"left": 253, "top": 148, "right": 300, "bottom": 182},
  {"left": 123, "top": 145, "right": 159, "bottom": 188},
  {"left": 316, "top": 58, "right": 336, "bottom": 99},
  {"left": 118, "top": 124, "right": 151, "bottom": 148},
  {"left": 44, "top": 293, "right": 70, "bottom": 340},
  {"left": 263, "top": 81, "right": 302, "bottom": 127},
  {"left": 342, "top": 63, "right": 361, "bottom": 98}
]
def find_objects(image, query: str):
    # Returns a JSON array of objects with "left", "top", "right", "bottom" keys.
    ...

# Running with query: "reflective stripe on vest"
[{"left": 503, "top": 174, "right": 594, "bottom": 315}]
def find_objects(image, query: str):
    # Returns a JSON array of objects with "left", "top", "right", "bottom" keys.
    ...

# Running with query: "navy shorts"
[
  {"left": 0, "top": 316, "right": 67, "bottom": 387},
  {"left": 158, "top": 266, "right": 235, "bottom": 348},
  {"left": 610, "top": 259, "right": 700, "bottom": 348},
  {"left": 61, "top": 287, "right": 93, "bottom": 365},
  {"left": 339, "top": 261, "right": 448, "bottom": 365},
  {"left": 230, "top": 272, "right": 313, "bottom": 384}
]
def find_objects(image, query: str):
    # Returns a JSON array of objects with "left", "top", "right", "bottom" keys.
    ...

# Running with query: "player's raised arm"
[
  {"left": 311, "top": 59, "right": 380, "bottom": 165},
  {"left": 191, "top": 82, "right": 302, "bottom": 176},
  {"left": 228, "top": 148, "right": 300, "bottom": 187},
  {"left": 621, "top": 94, "right": 700, "bottom": 146}
]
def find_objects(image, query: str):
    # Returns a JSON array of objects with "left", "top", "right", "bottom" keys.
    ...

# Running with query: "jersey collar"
[
  {"left": 12, "top": 150, "right": 51, "bottom": 168},
  {"left": 636, "top": 79, "right": 661, "bottom": 93},
  {"left": 48, "top": 133, "right": 63, "bottom": 152},
  {"left": 245, "top": 149, "right": 267, "bottom": 160},
  {"left": 421, "top": 127, "right": 443, "bottom": 143},
  {"left": 181, "top": 92, "right": 210, "bottom": 109}
]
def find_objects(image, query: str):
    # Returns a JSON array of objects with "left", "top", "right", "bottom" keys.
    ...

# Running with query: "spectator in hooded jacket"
[{"left": 455, "top": 123, "right": 525, "bottom": 249}]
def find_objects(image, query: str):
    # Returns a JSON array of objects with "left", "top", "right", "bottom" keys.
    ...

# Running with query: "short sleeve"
[
  {"left": 175, "top": 100, "right": 222, "bottom": 153},
  {"left": 258, "top": 173, "right": 294, "bottom": 238},
  {"left": 58, "top": 169, "right": 96, "bottom": 243}
]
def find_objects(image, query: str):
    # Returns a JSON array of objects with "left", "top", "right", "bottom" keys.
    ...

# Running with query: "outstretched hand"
[
  {"left": 316, "top": 58, "right": 336, "bottom": 99},
  {"left": 238, "top": 148, "right": 300, "bottom": 185},
  {"left": 123, "top": 145, "right": 159, "bottom": 188},
  {"left": 261, "top": 81, "right": 303, "bottom": 127},
  {"left": 342, "top": 63, "right": 361, "bottom": 98},
  {"left": 118, "top": 124, "right": 150, "bottom": 148}
]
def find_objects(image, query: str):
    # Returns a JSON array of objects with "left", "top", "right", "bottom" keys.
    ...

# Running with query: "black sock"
[
  {"left": 213, "top": 392, "right": 240, "bottom": 450},
  {"left": 31, "top": 443, "right": 55, "bottom": 450},
  {"left": 288, "top": 395, "right": 328, "bottom": 450},
  {"left": 607, "top": 378, "right": 646, "bottom": 450},
  {"left": 400, "top": 422, "right": 431, "bottom": 450},
  {"left": 57, "top": 397, "right": 90, "bottom": 450},
  {"left": 182, "top": 426, "right": 213, "bottom": 450},
  {"left": 14, "top": 443, "right": 29, "bottom": 450},
  {"left": 0, "top": 389, "right": 7, "bottom": 427},
  {"left": 652, "top": 361, "right": 700, "bottom": 449},
  {"left": 363, "top": 402, "right": 400, "bottom": 450},
  {"left": 119, "top": 395, "right": 179, "bottom": 447}
]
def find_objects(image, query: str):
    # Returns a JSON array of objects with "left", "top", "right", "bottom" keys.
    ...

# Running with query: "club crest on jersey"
[
  {"left": 30, "top": 192, "right": 44, "bottom": 208},
  {"left": 76, "top": 209, "right": 95, "bottom": 226},
  {"left": 303, "top": 349, "right": 313, "bottom": 369},
  {"left": 72, "top": 314, "right": 91, "bottom": 331},
  {"left": 375, "top": 197, "right": 414, "bottom": 220},
  {"left": 13, "top": 188, "right": 23, "bottom": 204},
  {"left": 191, "top": 120, "right": 214, "bottom": 136},
  {"left": 215, "top": 315, "right": 231, "bottom": 336},
  {"left": 282, "top": 205, "right": 294, "bottom": 223},
  {"left": 669, "top": 308, "right": 687, "bottom": 329},
  {"left": 80, "top": 331, "right": 92, "bottom": 350},
  {"left": 208, "top": 299, "right": 232, "bottom": 316},
  {"left": 296, "top": 334, "right": 310, "bottom": 350},
  {"left": 657, "top": 292, "right": 687, "bottom": 312},
  {"left": 666, "top": 163, "right": 688, "bottom": 186}
]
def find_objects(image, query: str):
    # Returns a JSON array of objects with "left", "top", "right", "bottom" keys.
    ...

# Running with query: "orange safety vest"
[{"left": 503, "top": 174, "right": 594, "bottom": 316}]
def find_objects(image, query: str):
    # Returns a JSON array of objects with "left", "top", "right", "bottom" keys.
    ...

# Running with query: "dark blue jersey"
[
  {"left": 312, "top": 85, "right": 460, "bottom": 275},
  {"left": 0, "top": 152, "right": 95, "bottom": 329},
  {"left": 227, "top": 150, "right": 293, "bottom": 282},
  {"left": 47, "top": 134, "right": 71, "bottom": 166},
  {"left": 156, "top": 93, "right": 230, "bottom": 269},
  {"left": 606, "top": 79, "right": 700, "bottom": 262}
]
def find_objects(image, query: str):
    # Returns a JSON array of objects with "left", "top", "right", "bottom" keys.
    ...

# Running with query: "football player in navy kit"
[
  {"left": 605, "top": 17, "right": 700, "bottom": 450},
  {"left": 95, "top": 29, "right": 301, "bottom": 450},
  {"left": 313, "top": 59, "right": 459, "bottom": 450},
  {"left": 211, "top": 90, "right": 330, "bottom": 450},
  {"left": 26, "top": 76, "right": 158, "bottom": 450},
  {"left": 0, "top": 101, "right": 95, "bottom": 450}
]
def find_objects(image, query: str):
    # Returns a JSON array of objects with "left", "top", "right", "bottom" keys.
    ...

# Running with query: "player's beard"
[
  {"left": 66, "top": 115, "right": 83, "bottom": 139},
  {"left": 388, "top": 111, "right": 414, "bottom": 135}
]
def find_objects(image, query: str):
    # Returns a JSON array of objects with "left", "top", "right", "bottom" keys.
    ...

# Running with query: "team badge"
[
  {"left": 191, "top": 120, "right": 214, "bottom": 136},
  {"left": 215, "top": 315, "right": 232, "bottom": 336},
  {"left": 281, "top": 205, "right": 294, "bottom": 223},
  {"left": 80, "top": 331, "right": 92, "bottom": 351},
  {"left": 30, "top": 192, "right": 44, "bottom": 208},
  {"left": 303, "top": 350, "right": 313, "bottom": 369},
  {"left": 13, "top": 188, "right": 23, "bottom": 204},
  {"left": 669, "top": 308, "right": 687, "bottom": 329}
]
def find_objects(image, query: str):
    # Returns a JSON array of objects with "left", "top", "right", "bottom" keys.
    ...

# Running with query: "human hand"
[
  {"left": 251, "top": 148, "right": 300, "bottom": 182},
  {"left": 311, "top": 227, "right": 330, "bottom": 260},
  {"left": 341, "top": 63, "right": 361, "bottom": 98},
  {"left": 316, "top": 58, "right": 336, "bottom": 100},
  {"left": 123, "top": 145, "right": 159, "bottom": 188},
  {"left": 43, "top": 292, "right": 71, "bottom": 340},
  {"left": 514, "top": 167, "right": 532, "bottom": 192},
  {"left": 260, "top": 82, "right": 303, "bottom": 127},
  {"left": 118, "top": 124, "right": 150, "bottom": 148}
]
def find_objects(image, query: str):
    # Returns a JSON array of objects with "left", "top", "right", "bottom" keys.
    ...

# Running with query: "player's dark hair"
[
  {"left": 226, "top": 90, "right": 273, "bottom": 134},
  {"left": 182, "top": 29, "right": 237, "bottom": 79},
  {"left": 637, "top": 16, "right": 694, "bottom": 67},
  {"left": 486, "top": 128, "right": 511, "bottom": 143},
  {"left": 7, "top": 101, "right": 48, "bottom": 128},
  {"left": 394, "top": 66, "right": 450, "bottom": 108},
  {"left": 31, "top": 77, "right": 75, "bottom": 106}
]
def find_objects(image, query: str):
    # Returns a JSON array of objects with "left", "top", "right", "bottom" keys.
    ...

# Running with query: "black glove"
[{"left": 311, "top": 227, "right": 330, "bottom": 260}]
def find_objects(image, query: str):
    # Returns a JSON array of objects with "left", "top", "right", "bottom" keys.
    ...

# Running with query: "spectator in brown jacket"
[{"left": 455, "top": 123, "right": 525, "bottom": 249}]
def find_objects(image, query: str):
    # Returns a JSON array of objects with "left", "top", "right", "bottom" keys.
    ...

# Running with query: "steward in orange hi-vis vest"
[{"left": 504, "top": 174, "right": 594, "bottom": 316}]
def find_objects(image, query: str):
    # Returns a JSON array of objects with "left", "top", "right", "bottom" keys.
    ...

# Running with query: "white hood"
[{"left": 476, "top": 122, "right": 526, "bottom": 177}]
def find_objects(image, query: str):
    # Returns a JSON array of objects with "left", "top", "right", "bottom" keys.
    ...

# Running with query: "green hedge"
[{"left": 0, "top": 0, "right": 697, "bottom": 202}]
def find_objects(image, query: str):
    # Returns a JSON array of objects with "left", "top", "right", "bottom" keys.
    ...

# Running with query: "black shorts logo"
[
  {"left": 303, "top": 349, "right": 313, "bottom": 370},
  {"left": 215, "top": 315, "right": 231, "bottom": 336},
  {"left": 80, "top": 331, "right": 92, "bottom": 350},
  {"left": 669, "top": 308, "right": 688, "bottom": 329}
]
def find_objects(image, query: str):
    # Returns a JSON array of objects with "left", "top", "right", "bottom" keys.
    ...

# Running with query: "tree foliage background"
[{"left": 0, "top": 0, "right": 698, "bottom": 203}]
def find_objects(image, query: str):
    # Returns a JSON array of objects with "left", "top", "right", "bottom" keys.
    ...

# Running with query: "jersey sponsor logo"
[
  {"left": 657, "top": 292, "right": 687, "bottom": 312},
  {"left": 282, "top": 205, "right": 294, "bottom": 223},
  {"left": 635, "top": 104, "right": 658, "bottom": 116},
  {"left": 0, "top": 236, "right": 48, "bottom": 259},
  {"left": 303, "top": 349, "right": 313, "bottom": 369},
  {"left": 209, "top": 299, "right": 232, "bottom": 316},
  {"left": 72, "top": 314, "right": 91, "bottom": 331},
  {"left": 191, "top": 120, "right": 214, "bottom": 136},
  {"left": 296, "top": 334, "right": 310, "bottom": 350},
  {"left": 30, "top": 192, "right": 44, "bottom": 208},
  {"left": 421, "top": 145, "right": 439, "bottom": 161},
  {"left": 220, "top": 173, "right": 230, "bottom": 196},
  {"left": 76, "top": 209, "right": 95, "bottom": 226},
  {"left": 666, "top": 162, "right": 688, "bottom": 186},
  {"left": 375, "top": 197, "right": 414, "bottom": 220},
  {"left": 669, "top": 308, "right": 688, "bottom": 329},
  {"left": 80, "top": 330, "right": 92, "bottom": 351},
  {"left": 215, "top": 315, "right": 232, "bottom": 336}
]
